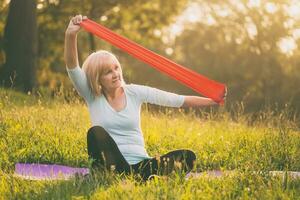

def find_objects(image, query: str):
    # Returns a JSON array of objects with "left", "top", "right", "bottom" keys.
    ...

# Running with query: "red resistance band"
[{"left": 80, "top": 19, "right": 226, "bottom": 103}]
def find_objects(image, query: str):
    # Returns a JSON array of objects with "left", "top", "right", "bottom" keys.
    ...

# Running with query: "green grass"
[{"left": 0, "top": 88, "right": 299, "bottom": 199}]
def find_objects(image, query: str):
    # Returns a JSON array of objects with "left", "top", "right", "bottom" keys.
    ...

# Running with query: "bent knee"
[
  {"left": 182, "top": 149, "right": 197, "bottom": 161},
  {"left": 87, "top": 126, "right": 109, "bottom": 139}
]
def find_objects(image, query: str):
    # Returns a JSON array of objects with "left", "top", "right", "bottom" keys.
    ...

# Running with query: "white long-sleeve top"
[{"left": 67, "top": 66, "right": 184, "bottom": 164}]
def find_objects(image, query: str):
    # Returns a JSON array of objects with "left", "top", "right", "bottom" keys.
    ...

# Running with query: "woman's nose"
[{"left": 112, "top": 70, "right": 118, "bottom": 77}]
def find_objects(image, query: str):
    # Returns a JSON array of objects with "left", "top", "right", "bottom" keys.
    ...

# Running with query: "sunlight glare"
[
  {"left": 278, "top": 37, "right": 297, "bottom": 56},
  {"left": 162, "top": 36, "right": 170, "bottom": 44},
  {"left": 284, "top": 19, "right": 294, "bottom": 29},
  {"left": 100, "top": 16, "right": 108, "bottom": 22},
  {"left": 246, "top": 22, "right": 257, "bottom": 40},
  {"left": 214, "top": 5, "right": 230, "bottom": 17},
  {"left": 286, "top": 4, "right": 300, "bottom": 18},
  {"left": 235, "top": 38, "right": 243, "bottom": 45},
  {"left": 165, "top": 47, "right": 174, "bottom": 55},
  {"left": 113, "top": 6, "right": 120, "bottom": 13},
  {"left": 206, "top": 15, "right": 216, "bottom": 26},
  {"left": 247, "top": 0, "right": 261, "bottom": 8},
  {"left": 184, "top": 4, "right": 202, "bottom": 23},
  {"left": 265, "top": 2, "right": 278, "bottom": 14},
  {"left": 49, "top": 0, "right": 59, "bottom": 5},
  {"left": 292, "top": 29, "right": 300, "bottom": 40},
  {"left": 170, "top": 24, "right": 183, "bottom": 37},
  {"left": 37, "top": 3, "right": 43, "bottom": 9},
  {"left": 153, "top": 29, "right": 162, "bottom": 37}
]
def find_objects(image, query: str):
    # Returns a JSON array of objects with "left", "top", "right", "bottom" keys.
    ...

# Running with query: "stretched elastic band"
[{"left": 80, "top": 19, "right": 226, "bottom": 103}]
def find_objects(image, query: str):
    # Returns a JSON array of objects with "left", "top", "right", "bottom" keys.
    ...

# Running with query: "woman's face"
[{"left": 99, "top": 63, "right": 123, "bottom": 92}]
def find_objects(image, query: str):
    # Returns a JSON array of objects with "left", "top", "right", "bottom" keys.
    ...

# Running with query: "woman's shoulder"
[{"left": 124, "top": 83, "right": 148, "bottom": 96}]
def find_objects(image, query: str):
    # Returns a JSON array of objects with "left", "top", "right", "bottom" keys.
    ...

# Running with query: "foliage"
[
  {"left": 35, "top": 0, "right": 188, "bottom": 90},
  {"left": 0, "top": 1, "right": 9, "bottom": 66},
  {"left": 173, "top": 0, "right": 300, "bottom": 112},
  {"left": 1, "top": 0, "right": 299, "bottom": 112}
]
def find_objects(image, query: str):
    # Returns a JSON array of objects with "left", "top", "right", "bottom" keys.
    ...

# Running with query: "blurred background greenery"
[{"left": 0, "top": 0, "right": 299, "bottom": 114}]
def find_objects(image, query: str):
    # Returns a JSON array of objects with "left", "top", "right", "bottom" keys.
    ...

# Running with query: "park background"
[
  {"left": 0, "top": 0, "right": 300, "bottom": 199},
  {"left": 0, "top": 0, "right": 300, "bottom": 115}
]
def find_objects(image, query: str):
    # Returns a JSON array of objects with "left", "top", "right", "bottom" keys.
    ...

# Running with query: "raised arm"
[
  {"left": 64, "top": 15, "right": 93, "bottom": 102},
  {"left": 64, "top": 15, "right": 87, "bottom": 69}
]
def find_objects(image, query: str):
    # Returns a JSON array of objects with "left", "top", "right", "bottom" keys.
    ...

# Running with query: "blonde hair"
[{"left": 82, "top": 50, "right": 125, "bottom": 98}]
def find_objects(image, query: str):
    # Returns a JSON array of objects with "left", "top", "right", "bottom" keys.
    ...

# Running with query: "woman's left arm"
[{"left": 181, "top": 96, "right": 218, "bottom": 107}]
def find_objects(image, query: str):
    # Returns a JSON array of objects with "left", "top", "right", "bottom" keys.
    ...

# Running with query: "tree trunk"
[
  {"left": 0, "top": 0, "right": 37, "bottom": 92},
  {"left": 88, "top": 0, "right": 98, "bottom": 52}
]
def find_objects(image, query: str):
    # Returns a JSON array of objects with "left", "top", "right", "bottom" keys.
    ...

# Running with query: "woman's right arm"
[
  {"left": 64, "top": 15, "right": 93, "bottom": 102},
  {"left": 64, "top": 15, "right": 87, "bottom": 69}
]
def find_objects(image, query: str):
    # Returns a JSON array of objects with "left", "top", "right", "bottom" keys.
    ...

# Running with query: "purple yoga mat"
[{"left": 14, "top": 163, "right": 89, "bottom": 180}]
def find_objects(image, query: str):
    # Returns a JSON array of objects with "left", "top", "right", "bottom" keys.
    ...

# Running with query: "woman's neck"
[{"left": 103, "top": 86, "right": 123, "bottom": 100}]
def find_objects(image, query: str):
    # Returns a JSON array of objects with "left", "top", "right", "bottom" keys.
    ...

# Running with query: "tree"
[
  {"left": 0, "top": 1, "right": 10, "bottom": 67},
  {"left": 174, "top": 0, "right": 300, "bottom": 111},
  {"left": 35, "top": 0, "right": 188, "bottom": 91},
  {"left": 0, "top": 0, "right": 38, "bottom": 92}
]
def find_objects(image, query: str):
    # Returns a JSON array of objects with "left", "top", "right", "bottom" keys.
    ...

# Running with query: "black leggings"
[{"left": 87, "top": 126, "right": 196, "bottom": 180}]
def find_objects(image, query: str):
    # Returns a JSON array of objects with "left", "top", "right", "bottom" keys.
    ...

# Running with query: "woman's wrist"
[
  {"left": 65, "top": 30, "right": 78, "bottom": 37},
  {"left": 210, "top": 99, "right": 218, "bottom": 105}
]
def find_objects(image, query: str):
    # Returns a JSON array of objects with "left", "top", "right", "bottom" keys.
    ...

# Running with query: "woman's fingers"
[
  {"left": 74, "top": 15, "right": 81, "bottom": 24},
  {"left": 66, "top": 14, "right": 88, "bottom": 34},
  {"left": 71, "top": 14, "right": 87, "bottom": 25}
]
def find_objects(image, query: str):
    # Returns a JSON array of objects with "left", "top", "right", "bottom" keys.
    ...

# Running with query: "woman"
[{"left": 65, "top": 15, "right": 224, "bottom": 181}]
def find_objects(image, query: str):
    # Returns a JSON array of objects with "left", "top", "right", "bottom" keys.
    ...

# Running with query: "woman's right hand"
[{"left": 65, "top": 14, "right": 88, "bottom": 35}]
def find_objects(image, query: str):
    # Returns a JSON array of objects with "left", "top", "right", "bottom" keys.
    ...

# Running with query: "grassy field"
[{"left": 0, "top": 88, "right": 299, "bottom": 199}]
